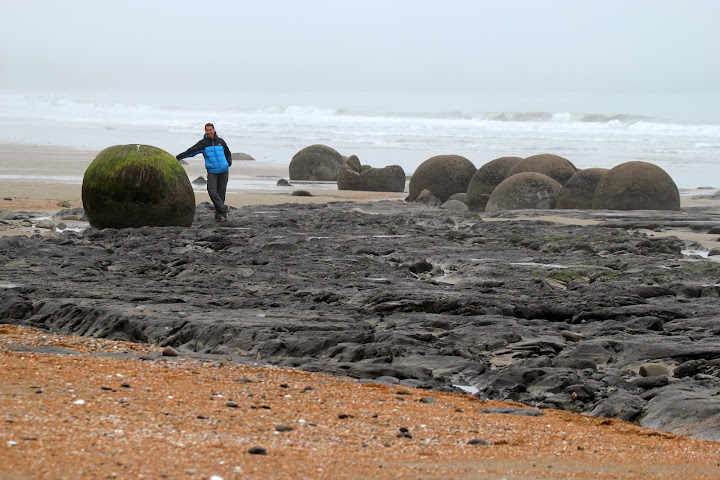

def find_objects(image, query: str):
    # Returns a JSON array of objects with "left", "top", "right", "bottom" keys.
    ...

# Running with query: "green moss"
[
  {"left": 83, "top": 145, "right": 185, "bottom": 199},
  {"left": 548, "top": 269, "right": 591, "bottom": 283}
]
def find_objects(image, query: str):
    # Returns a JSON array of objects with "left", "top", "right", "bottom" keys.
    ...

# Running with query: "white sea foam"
[{"left": 0, "top": 91, "right": 718, "bottom": 189}]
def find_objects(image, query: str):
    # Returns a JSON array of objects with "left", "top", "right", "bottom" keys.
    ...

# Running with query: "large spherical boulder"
[
  {"left": 507, "top": 154, "right": 577, "bottom": 185},
  {"left": 407, "top": 155, "right": 476, "bottom": 203},
  {"left": 82, "top": 144, "right": 195, "bottom": 229},
  {"left": 485, "top": 172, "right": 562, "bottom": 214},
  {"left": 465, "top": 156, "right": 523, "bottom": 211},
  {"left": 592, "top": 161, "right": 680, "bottom": 211},
  {"left": 337, "top": 155, "right": 406, "bottom": 192},
  {"left": 289, "top": 144, "right": 344, "bottom": 181},
  {"left": 556, "top": 168, "right": 609, "bottom": 209}
]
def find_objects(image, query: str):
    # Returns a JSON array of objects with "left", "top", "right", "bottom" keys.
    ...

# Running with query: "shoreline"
[{"left": 1, "top": 143, "right": 719, "bottom": 256}]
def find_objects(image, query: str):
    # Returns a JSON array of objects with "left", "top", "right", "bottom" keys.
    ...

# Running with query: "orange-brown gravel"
[{"left": 1, "top": 324, "right": 719, "bottom": 480}]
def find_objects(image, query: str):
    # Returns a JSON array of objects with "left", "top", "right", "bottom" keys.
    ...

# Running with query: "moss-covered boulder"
[
  {"left": 337, "top": 155, "right": 406, "bottom": 192},
  {"left": 592, "top": 161, "right": 680, "bottom": 211},
  {"left": 81, "top": 144, "right": 195, "bottom": 229},
  {"left": 485, "top": 172, "right": 562, "bottom": 214},
  {"left": 556, "top": 168, "right": 609, "bottom": 209},
  {"left": 289, "top": 144, "right": 345, "bottom": 181},
  {"left": 465, "top": 156, "right": 523, "bottom": 211},
  {"left": 407, "top": 155, "right": 476, "bottom": 203},
  {"left": 507, "top": 154, "right": 577, "bottom": 185}
]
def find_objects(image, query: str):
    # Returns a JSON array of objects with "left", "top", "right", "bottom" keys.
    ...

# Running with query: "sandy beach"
[
  {"left": 2, "top": 143, "right": 720, "bottom": 479},
  {"left": 3, "top": 324, "right": 720, "bottom": 480}
]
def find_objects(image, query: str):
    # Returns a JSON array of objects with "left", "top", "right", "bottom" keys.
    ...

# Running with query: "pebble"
[
  {"left": 468, "top": 438, "right": 489, "bottom": 446},
  {"left": 247, "top": 446, "right": 267, "bottom": 455},
  {"left": 639, "top": 363, "right": 669, "bottom": 377},
  {"left": 161, "top": 346, "right": 179, "bottom": 357},
  {"left": 234, "top": 377, "right": 253, "bottom": 383},
  {"left": 35, "top": 220, "right": 55, "bottom": 231},
  {"left": 291, "top": 190, "right": 312, "bottom": 197},
  {"left": 419, "top": 397, "right": 437, "bottom": 404},
  {"left": 225, "top": 401, "right": 239, "bottom": 408},
  {"left": 560, "top": 330, "right": 584, "bottom": 342},
  {"left": 276, "top": 425, "right": 293, "bottom": 432}
]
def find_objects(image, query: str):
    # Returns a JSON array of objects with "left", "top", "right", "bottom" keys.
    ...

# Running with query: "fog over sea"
[{"left": 1, "top": 89, "right": 718, "bottom": 190}]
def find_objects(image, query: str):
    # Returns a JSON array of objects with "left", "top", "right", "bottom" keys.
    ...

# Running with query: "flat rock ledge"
[{"left": 1, "top": 200, "right": 720, "bottom": 441}]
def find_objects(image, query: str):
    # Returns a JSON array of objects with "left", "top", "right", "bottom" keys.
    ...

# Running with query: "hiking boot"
[{"left": 219, "top": 215, "right": 228, "bottom": 222}]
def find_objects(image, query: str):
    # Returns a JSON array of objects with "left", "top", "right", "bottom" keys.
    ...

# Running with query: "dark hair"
[{"left": 205, "top": 123, "right": 214, "bottom": 129}]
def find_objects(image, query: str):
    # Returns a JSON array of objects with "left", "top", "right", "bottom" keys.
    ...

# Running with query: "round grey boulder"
[
  {"left": 592, "top": 161, "right": 680, "bottom": 211},
  {"left": 441, "top": 199, "right": 469, "bottom": 212},
  {"left": 0, "top": 209, "right": 17, "bottom": 221},
  {"left": 466, "top": 156, "right": 523, "bottom": 211},
  {"left": 289, "top": 144, "right": 344, "bottom": 181},
  {"left": 485, "top": 172, "right": 562, "bottom": 214},
  {"left": 407, "top": 155, "right": 476, "bottom": 203},
  {"left": 556, "top": 168, "right": 609, "bottom": 209},
  {"left": 507, "top": 154, "right": 577, "bottom": 185}
]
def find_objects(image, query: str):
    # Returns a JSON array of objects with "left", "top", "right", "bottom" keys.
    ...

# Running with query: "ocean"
[{"left": 0, "top": 90, "right": 718, "bottom": 189}]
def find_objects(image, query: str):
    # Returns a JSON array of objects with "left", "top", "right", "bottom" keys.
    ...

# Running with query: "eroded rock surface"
[{"left": 1, "top": 201, "right": 720, "bottom": 441}]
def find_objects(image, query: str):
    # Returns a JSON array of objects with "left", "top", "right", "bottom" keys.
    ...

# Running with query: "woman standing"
[{"left": 177, "top": 123, "right": 232, "bottom": 222}]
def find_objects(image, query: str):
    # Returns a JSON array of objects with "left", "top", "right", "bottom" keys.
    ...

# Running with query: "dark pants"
[{"left": 207, "top": 170, "right": 229, "bottom": 217}]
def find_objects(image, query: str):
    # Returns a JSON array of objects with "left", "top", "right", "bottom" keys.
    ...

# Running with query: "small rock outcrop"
[
  {"left": 466, "top": 156, "right": 523, "bottom": 211},
  {"left": 407, "top": 155, "right": 476, "bottom": 203},
  {"left": 337, "top": 155, "right": 406, "bottom": 192},
  {"left": 414, "top": 189, "right": 442, "bottom": 206},
  {"left": 556, "top": 168, "right": 609, "bottom": 209},
  {"left": 232, "top": 152, "right": 255, "bottom": 161},
  {"left": 289, "top": 144, "right": 345, "bottom": 181},
  {"left": 507, "top": 154, "right": 577, "bottom": 185},
  {"left": 592, "top": 161, "right": 680, "bottom": 211},
  {"left": 485, "top": 172, "right": 562, "bottom": 214},
  {"left": 81, "top": 144, "right": 195, "bottom": 229}
]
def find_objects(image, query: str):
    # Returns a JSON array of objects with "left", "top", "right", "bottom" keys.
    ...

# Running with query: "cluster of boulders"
[
  {"left": 288, "top": 145, "right": 406, "bottom": 193},
  {"left": 408, "top": 153, "right": 681, "bottom": 213}
]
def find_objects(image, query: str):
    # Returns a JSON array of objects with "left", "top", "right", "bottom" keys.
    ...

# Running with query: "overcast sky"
[{"left": 1, "top": 0, "right": 719, "bottom": 95}]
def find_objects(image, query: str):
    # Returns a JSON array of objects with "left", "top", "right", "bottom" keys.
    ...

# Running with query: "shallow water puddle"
[
  {"left": 509, "top": 262, "right": 570, "bottom": 268},
  {"left": 453, "top": 385, "right": 479, "bottom": 395},
  {"left": 682, "top": 249, "right": 709, "bottom": 257}
]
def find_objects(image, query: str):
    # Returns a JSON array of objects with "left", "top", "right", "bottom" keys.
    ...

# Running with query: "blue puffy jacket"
[{"left": 176, "top": 134, "right": 232, "bottom": 174}]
